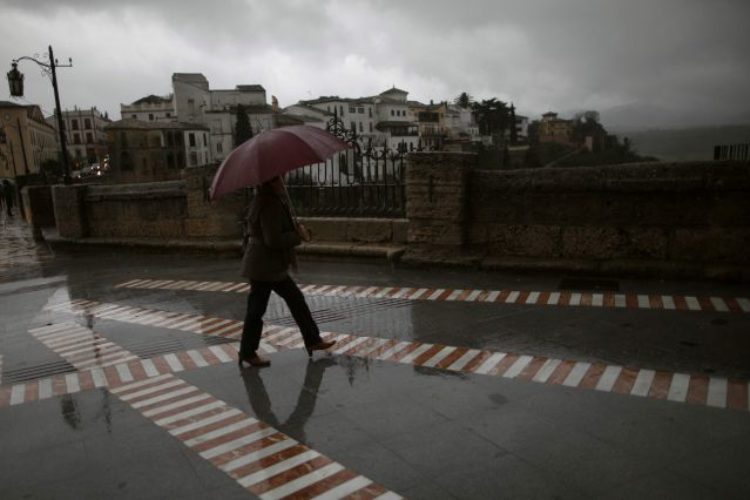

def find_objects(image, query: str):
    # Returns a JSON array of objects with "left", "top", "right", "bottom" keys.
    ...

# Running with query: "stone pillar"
[
  {"left": 21, "top": 185, "right": 55, "bottom": 241},
  {"left": 183, "top": 165, "right": 245, "bottom": 239},
  {"left": 404, "top": 152, "right": 477, "bottom": 261},
  {"left": 52, "top": 184, "right": 89, "bottom": 238}
]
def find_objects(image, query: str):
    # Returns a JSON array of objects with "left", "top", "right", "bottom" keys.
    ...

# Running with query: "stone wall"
[
  {"left": 403, "top": 155, "right": 750, "bottom": 278},
  {"left": 52, "top": 165, "right": 247, "bottom": 241},
  {"left": 85, "top": 181, "right": 187, "bottom": 238},
  {"left": 404, "top": 152, "right": 476, "bottom": 260}
]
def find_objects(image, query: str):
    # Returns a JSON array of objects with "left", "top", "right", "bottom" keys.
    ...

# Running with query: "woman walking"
[{"left": 238, "top": 176, "right": 335, "bottom": 367}]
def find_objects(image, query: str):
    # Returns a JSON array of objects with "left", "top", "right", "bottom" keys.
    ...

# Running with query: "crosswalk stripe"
[
  {"left": 532, "top": 359, "right": 562, "bottom": 383},
  {"left": 707, "top": 378, "right": 728, "bottom": 408},
  {"left": 310, "top": 476, "right": 373, "bottom": 500},
  {"left": 239, "top": 449, "right": 320, "bottom": 487},
  {"left": 631, "top": 369, "right": 656, "bottom": 397},
  {"left": 595, "top": 366, "right": 622, "bottom": 392},
  {"left": 474, "top": 352, "right": 507, "bottom": 375},
  {"left": 258, "top": 462, "right": 345, "bottom": 499},
  {"left": 503, "top": 355, "right": 534, "bottom": 379},
  {"left": 563, "top": 362, "right": 592, "bottom": 387},
  {"left": 667, "top": 373, "right": 691, "bottom": 402}
]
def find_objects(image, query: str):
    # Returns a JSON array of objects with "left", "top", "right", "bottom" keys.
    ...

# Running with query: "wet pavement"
[{"left": 1, "top": 213, "right": 750, "bottom": 499}]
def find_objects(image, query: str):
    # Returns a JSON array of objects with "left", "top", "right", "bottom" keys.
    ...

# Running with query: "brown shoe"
[
  {"left": 306, "top": 339, "right": 336, "bottom": 358},
  {"left": 238, "top": 353, "right": 271, "bottom": 368}
]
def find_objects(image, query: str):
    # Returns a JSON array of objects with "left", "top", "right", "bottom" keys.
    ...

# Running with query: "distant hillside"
[{"left": 612, "top": 125, "right": 750, "bottom": 161}]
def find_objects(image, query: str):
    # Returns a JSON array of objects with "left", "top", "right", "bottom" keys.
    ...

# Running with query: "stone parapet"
[
  {"left": 404, "top": 152, "right": 477, "bottom": 256},
  {"left": 52, "top": 184, "right": 89, "bottom": 239}
]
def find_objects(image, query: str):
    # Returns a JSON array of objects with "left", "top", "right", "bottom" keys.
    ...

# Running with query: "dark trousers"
[{"left": 240, "top": 276, "right": 321, "bottom": 357}]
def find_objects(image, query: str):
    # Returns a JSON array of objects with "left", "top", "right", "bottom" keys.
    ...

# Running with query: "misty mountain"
[{"left": 613, "top": 125, "right": 750, "bottom": 162}]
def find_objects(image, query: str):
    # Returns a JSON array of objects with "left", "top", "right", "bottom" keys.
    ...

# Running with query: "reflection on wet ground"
[
  {"left": 2, "top": 215, "right": 750, "bottom": 498},
  {"left": 241, "top": 358, "right": 338, "bottom": 443}
]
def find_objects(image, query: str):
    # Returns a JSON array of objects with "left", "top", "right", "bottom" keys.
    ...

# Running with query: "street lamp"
[{"left": 7, "top": 45, "right": 73, "bottom": 183}]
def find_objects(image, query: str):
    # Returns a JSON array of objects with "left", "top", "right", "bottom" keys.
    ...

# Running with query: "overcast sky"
[{"left": 2, "top": 0, "right": 749, "bottom": 129}]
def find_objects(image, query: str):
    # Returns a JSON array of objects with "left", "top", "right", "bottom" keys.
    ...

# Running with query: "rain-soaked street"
[{"left": 1, "top": 213, "right": 750, "bottom": 499}]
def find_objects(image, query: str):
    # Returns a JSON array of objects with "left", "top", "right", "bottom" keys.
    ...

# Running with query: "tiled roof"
[
  {"left": 131, "top": 94, "right": 172, "bottom": 105},
  {"left": 105, "top": 119, "right": 209, "bottom": 131},
  {"left": 236, "top": 84, "right": 265, "bottom": 92}
]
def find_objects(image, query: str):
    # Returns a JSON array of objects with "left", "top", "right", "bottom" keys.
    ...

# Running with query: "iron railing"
[
  {"left": 714, "top": 143, "right": 750, "bottom": 161},
  {"left": 284, "top": 113, "right": 412, "bottom": 217}
]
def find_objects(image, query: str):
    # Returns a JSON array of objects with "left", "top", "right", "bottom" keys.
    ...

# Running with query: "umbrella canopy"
[{"left": 209, "top": 125, "right": 349, "bottom": 200}]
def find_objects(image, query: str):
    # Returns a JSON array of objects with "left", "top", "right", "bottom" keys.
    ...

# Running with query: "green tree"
[
  {"left": 234, "top": 104, "right": 254, "bottom": 147},
  {"left": 454, "top": 92, "right": 473, "bottom": 109},
  {"left": 472, "top": 98, "right": 510, "bottom": 137}
]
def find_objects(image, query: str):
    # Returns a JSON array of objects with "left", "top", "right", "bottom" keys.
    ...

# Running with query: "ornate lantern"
[{"left": 7, "top": 62, "right": 24, "bottom": 97}]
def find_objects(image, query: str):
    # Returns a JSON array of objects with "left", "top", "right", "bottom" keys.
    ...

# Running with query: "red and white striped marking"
[
  {"left": 44, "top": 300, "right": 276, "bottom": 353},
  {"left": 29, "top": 322, "right": 139, "bottom": 369},
  {"left": 36, "top": 300, "right": 750, "bottom": 414},
  {"left": 114, "top": 279, "right": 750, "bottom": 314},
  {"left": 108, "top": 374, "right": 399, "bottom": 499}
]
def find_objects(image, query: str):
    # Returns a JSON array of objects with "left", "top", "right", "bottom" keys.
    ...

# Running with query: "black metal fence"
[
  {"left": 714, "top": 143, "right": 750, "bottom": 161},
  {"left": 284, "top": 114, "right": 409, "bottom": 217}
]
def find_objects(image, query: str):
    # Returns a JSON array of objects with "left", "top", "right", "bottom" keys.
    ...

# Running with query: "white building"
[
  {"left": 514, "top": 114, "right": 529, "bottom": 142},
  {"left": 297, "top": 87, "right": 420, "bottom": 151},
  {"left": 120, "top": 95, "right": 175, "bottom": 122}
]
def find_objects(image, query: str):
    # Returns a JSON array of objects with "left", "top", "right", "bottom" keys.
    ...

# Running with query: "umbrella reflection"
[{"left": 240, "top": 358, "right": 336, "bottom": 442}]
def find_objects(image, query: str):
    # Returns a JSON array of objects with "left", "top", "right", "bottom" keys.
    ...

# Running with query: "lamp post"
[{"left": 7, "top": 45, "right": 73, "bottom": 183}]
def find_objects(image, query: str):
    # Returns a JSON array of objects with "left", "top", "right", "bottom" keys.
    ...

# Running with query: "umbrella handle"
[{"left": 282, "top": 181, "right": 312, "bottom": 242}]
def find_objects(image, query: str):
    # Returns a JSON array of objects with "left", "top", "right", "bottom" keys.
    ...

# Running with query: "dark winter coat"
[{"left": 239, "top": 186, "right": 301, "bottom": 282}]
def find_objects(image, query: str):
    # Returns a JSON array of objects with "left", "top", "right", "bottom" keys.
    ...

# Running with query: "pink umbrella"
[{"left": 209, "top": 125, "right": 349, "bottom": 200}]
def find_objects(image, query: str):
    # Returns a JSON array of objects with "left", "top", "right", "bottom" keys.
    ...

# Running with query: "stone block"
[
  {"left": 298, "top": 217, "right": 348, "bottom": 242},
  {"left": 392, "top": 219, "right": 408, "bottom": 244},
  {"left": 670, "top": 228, "right": 750, "bottom": 262},
  {"left": 52, "top": 184, "right": 89, "bottom": 238},
  {"left": 22, "top": 185, "right": 55, "bottom": 229},
  {"left": 488, "top": 224, "right": 561, "bottom": 258},
  {"left": 561, "top": 226, "right": 628, "bottom": 260},
  {"left": 408, "top": 219, "right": 465, "bottom": 246},
  {"left": 625, "top": 227, "right": 668, "bottom": 259},
  {"left": 346, "top": 219, "right": 392, "bottom": 243}
]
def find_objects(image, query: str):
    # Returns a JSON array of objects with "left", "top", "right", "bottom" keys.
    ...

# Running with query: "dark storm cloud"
[{"left": 1, "top": 0, "right": 748, "bottom": 128}]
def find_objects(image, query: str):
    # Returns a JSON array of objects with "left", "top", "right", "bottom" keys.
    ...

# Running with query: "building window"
[
  {"left": 73, "top": 133, "right": 81, "bottom": 145},
  {"left": 189, "top": 133, "right": 196, "bottom": 147},
  {"left": 339, "top": 105, "right": 343, "bottom": 115},
  {"left": 358, "top": 107, "right": 364, "bottom": 114},
  {"left": 369, "top": 123, "right": 373, "bottom": 133},
  {"left": 72, "top": 119, "right": 79, "bottom": 130},
  {"left": 148, "top": 114, "right": 154, "bottom": 121},
  {"left": 190, "top": 151, "right": 198, "bottom": 166},
  {"left": 203, "top": 133, "right": 207, "bottom": 147},
  {"left": 349, "top": 106, "right": 356, "bottom": 113},
  {"left": 217, "top": 142, "right": 223, "bottom": 153},
  {"left": 390, "top": 110, "right": 394, "bottom": 117},
  {"left": 350, "top": 121, "right": 356, "bottom": 132},
  {"left": 86, "top": 133, "right": 93, "bottom": 143},
  {"left": 359, "top": 122, "right": 363, "bottom": 132},
  {"left": 131, "top": 114, "right": 137, "bottom": 119},
  {"left": 84, "top": 118, "right": 92, "bottom": 129},
  {"left": 166, "top": 112, "right": 171, "bottom": 118},
  {"left": 166, "top": 152, "right": 175, "bottom": 169},
  {"left": 368, "top": 108, "right": 372, "bottom": 118}
]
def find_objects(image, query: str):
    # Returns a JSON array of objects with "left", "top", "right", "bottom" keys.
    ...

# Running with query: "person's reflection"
[{"left": 240, "top": 358, "right": 336, "bottom": 443}]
